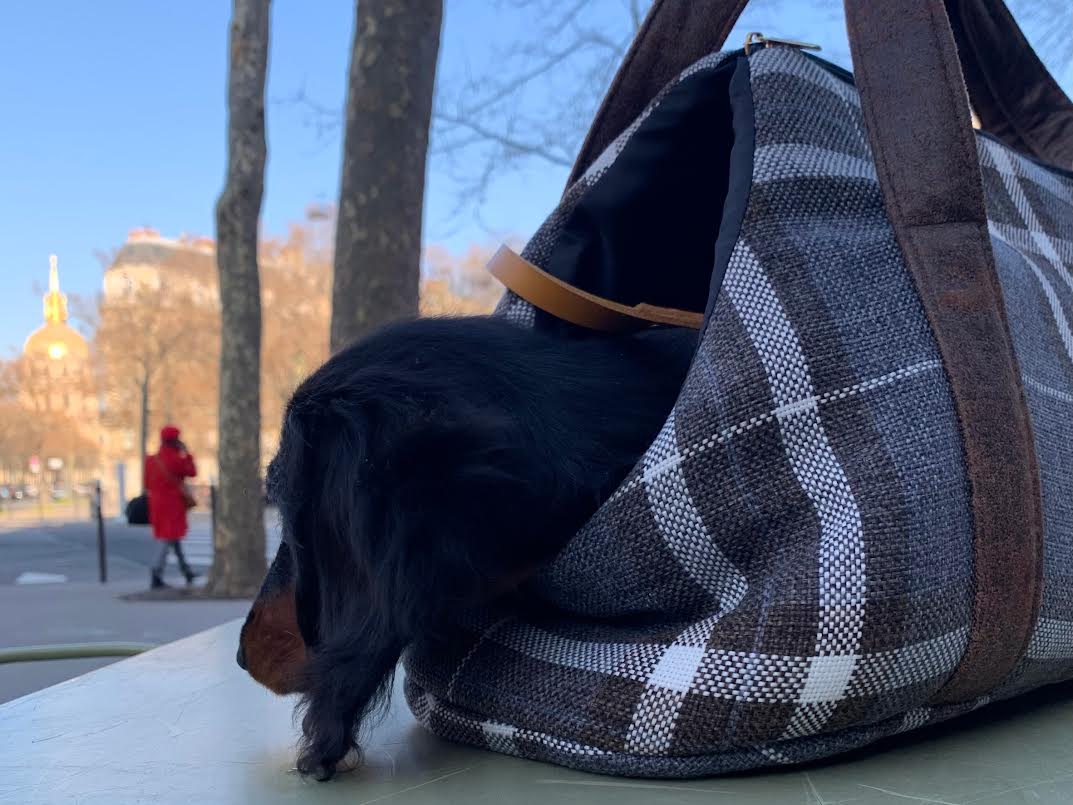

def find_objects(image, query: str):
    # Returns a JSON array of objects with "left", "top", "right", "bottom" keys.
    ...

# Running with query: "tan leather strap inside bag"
[{"left": 487, "top": 246, "right": 703, "bottom": 332}]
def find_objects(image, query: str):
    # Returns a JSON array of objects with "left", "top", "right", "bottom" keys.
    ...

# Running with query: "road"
[
  {"left": 0, "top": 511, "right": 282, "bottom": 585},
  {"left": 0, "top": 512, "right": 281, "bottom": 703}
]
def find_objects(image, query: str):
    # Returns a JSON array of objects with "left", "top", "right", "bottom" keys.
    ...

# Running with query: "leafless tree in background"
[
  {"left": 432, "top": 0, "right": 646, "bottom": 210},
  {"left": 329, "top": 1, "right": 443, "bottom": 352},
  {"left": 211, "top": 0, "right": 270, "bottom": 598},
  {"left": 290, "top": 0, "right": 1069, "bottom": 229},
  {"left": 95, "top": 282, "right": 215, "bottom": 488},
  {"left": 288, "top": 0, "right": 814, "bottom": 217}
]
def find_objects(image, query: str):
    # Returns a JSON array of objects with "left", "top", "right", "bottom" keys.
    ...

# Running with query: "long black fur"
[{"left": 267, "top": 316, "right": 695, "bottom": 779}]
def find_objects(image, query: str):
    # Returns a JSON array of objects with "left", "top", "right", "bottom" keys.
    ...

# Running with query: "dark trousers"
[{"left": 152, "top": 540, "right": 193, "bottom": 578}]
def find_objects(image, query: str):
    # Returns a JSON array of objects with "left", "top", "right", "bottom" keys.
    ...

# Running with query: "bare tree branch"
[
  {"left": 276, "top": 84, "right": 341, "bottom": 144},
  {"left": 429, "top": 0, "right": 651, "bottom": 218},
  {"left": 455, "top": 41, "right": 580, "bottom": 117},
  {"left": 274, "top": 0, "right": 648, "bottom": 227},
  {"left": 434, "top": 110, "right": 573, "bottom": 167}
]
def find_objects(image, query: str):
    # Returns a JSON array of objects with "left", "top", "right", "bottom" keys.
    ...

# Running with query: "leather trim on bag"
[
  {"left": 487, "top": 246, "right": 703, "bottom": 332},
  {"left": 845, "top": 0, "right": 1044, "bottom": 703}
]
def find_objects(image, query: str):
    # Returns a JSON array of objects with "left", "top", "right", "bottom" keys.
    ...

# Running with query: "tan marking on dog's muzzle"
[{"left": 238, "top": 586, "right": 309, "bottom": 695}]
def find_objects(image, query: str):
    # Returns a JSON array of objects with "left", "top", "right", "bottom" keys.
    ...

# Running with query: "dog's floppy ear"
[
  {"left": 280, "top": 398, "right": 376, "bottom": 635},
  {"left": 292, "top": 398, "right": 564, "bottom": 779},
  {"left": 267, "top": 405, "right": 333, "bottom": 648},
  {"left": 280, "top": 399, "right": 399, "bottom": 780}
]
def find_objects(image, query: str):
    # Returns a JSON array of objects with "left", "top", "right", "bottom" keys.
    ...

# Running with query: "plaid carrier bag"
[{"left": 404, "top": 0, "right": 1073, "bottom": 776}]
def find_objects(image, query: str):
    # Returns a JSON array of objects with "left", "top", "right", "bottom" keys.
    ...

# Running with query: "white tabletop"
[{"left": 2, "top": 619, "right": 1071, "bottom": 804}]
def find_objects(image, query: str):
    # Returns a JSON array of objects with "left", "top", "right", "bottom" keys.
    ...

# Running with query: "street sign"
[{"left": 47, "top": 457, "right": 64, "bottom": 471}]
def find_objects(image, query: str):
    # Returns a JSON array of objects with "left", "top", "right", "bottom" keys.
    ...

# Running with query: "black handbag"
[{"left": 125, "top": 493, "right": 150, "bottom": 526}]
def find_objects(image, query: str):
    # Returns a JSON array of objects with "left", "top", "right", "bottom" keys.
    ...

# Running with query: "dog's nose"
[{"left": 236, "top": 645, "right": 247, "bottom": 670}]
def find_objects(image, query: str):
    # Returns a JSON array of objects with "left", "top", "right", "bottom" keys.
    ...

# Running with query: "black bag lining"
[{"left": 535, "top": 56, "right": 755, "bottom": 336}]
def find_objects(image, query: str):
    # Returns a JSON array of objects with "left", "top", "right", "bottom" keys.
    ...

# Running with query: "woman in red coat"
[{"left": 145, "top": 425, "right": 198, "bottom": 588}]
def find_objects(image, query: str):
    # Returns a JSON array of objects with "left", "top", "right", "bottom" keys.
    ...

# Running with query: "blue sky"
[
  {"left": 2, "top": 1, "right": 1069, "bottom": 354},
  {"left": 0, "top": 1, "right": 562, "bottom": 354}
]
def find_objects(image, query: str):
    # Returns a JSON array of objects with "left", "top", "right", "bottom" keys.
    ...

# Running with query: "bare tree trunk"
[
  {"left": 209, "top": 0, "right": 270, "bottom": 598},
  {"left": 329, "top": 0, "right": 443, "bottom": 352}
]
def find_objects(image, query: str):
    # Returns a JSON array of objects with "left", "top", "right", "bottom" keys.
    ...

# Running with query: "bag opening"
[{"left": 535, "top": 55, "right": 755, "bottom": 336}]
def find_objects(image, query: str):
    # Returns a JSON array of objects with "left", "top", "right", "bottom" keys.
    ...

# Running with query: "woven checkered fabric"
[
  {"left": 406, "top": 46, "right": 1073, "bottom": 776},
  {"left": 981, "top": 135, "right": 1073, "bottom": 699}
]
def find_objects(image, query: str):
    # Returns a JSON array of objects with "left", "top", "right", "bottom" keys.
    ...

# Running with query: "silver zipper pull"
[{"left": 744, "top": 32, "right": 822, "bottom": 56}]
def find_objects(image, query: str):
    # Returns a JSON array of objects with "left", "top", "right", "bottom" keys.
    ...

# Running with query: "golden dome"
[
  {"left": 22, "top": 255, "right": 89, "bottom": 362},
  {"left": 23, "top": 320, "right": 90, "bottom": 361}
]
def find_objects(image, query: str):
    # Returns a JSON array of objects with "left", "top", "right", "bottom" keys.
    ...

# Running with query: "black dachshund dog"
[{"left": 237, "top": 315, "right": 695, "bottom": 779}]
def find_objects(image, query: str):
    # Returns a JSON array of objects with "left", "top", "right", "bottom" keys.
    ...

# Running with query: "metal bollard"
[{"left": 96, "top": 480, "right": 107, "bottom": 584}]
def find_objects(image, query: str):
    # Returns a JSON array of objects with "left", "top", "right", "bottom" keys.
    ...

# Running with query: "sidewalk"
[
  {"left": 0, "top": 512, "right": 278, "bottom": 703},
  {"left": 0, "top": 580, "right": 251, "bottom": 703}
]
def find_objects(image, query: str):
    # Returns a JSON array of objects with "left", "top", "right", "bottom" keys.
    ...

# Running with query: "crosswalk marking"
[
  {"left": 15, "top": 572, "right": 68, "bottom": 585},
  {"left": 165, "top": 523, "right": 282, "bottom": 568}
]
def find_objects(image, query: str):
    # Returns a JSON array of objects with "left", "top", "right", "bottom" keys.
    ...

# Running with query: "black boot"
[
  {"left": 183, "top": 569, "right": 199, "bottom": 586},
  {"left": 150, "top": 571, "right": 169, "bottom": 590}
]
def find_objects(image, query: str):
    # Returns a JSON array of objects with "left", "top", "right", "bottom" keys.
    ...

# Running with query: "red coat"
[{"left": 145, "top": 445, "right": 197, "bottom": 541}]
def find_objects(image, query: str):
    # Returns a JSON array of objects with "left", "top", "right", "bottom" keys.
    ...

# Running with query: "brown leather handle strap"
[
  {"left": 564, "top": 0, "right": 1046, "bottom": 704},
  {"left": 845, "top": 0, "right": 1042, "bottom": 705},
  {"left": 569, "top": 0, "right": 1071, "bottom": 184},
  {"left": 488, "top": 246, "right": 703, "bottom": 332}
]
